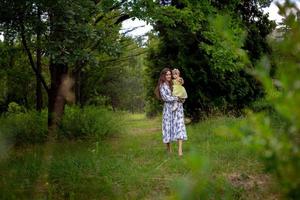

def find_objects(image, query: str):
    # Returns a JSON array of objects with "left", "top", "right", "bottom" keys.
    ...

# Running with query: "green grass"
[{"left": 0, "top": 113, "right": 278, "bottom": 199}]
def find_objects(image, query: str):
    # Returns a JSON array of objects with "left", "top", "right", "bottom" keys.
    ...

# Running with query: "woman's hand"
[
  {"left": 179, "top": 78, "right": 184, "bottom": 85},
  {"left": 178, "top": 97, "right": 185, "bottom": 103}
]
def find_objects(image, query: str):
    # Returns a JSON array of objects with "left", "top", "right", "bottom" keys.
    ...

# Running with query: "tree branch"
[
  {"left": 94, "top": 0, "right": 127, "bottom": 25},
  {"left": 19, "top": 17, "right": 49, "bottom": 93},
  {"left": 98, "top": 50, "right": 147, "bottom": 64},
  {"left": 73, "top": 1, "right": 132, "bottom": 73},
  {"left": 72, "top": 50, "right": 147, "bottom": 73},
  {"left": 121, "top": 25, "right": 145, "bottom": 35},
  {"left": 93, "top": 0, "right": 102, "bottom": 5},
  {"left": 115, "top": 14, "right": 130, "bottom": 25},
  {"left": 72, "top": 31, "right": 149, "bottom": 73}
]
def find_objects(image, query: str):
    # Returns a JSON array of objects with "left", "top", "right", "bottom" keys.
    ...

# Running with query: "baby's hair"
[{"left": 172, "top": 68, "right": 180, "bottom": 75}]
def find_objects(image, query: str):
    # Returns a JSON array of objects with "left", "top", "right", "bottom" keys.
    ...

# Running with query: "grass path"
[
  {"left": 99, "top": 114, "right": 188, "bottom": 199},
  {"left": 0, "top": 113, "right": 279, "bottom": 199}
]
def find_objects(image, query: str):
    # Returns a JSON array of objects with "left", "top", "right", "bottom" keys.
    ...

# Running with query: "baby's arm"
[
  {"left": 160, "top": 84, "right": 178, "bottom": 102},
  {"left": 179, "top": 77, "right": 184, "bottom": 85}
]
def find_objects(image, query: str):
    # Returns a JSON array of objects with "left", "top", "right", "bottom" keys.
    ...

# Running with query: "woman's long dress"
[{"left": 160, "top": 82, "right": 187, "bottom": 143}]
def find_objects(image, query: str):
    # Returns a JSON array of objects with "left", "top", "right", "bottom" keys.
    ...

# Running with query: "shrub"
[
  {"left": 59, "top": 106, "right": 124, "bottom": 140},
  {"left": 7, "top": 102, "right": 26, "bottom": 114},
  {"left": 228, "top": 2, "right": 300, "bottom": 198},
  {"left": 0, "top": 106, "right": 124, "bottom": 145},
  {"left": 0, "top": 110, "right": 48, "bottom": 145}
]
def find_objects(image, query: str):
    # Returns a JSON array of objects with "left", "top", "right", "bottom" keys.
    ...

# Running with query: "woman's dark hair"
[{"left": 155, "top": 68, "right": 173, "bottom": 100}]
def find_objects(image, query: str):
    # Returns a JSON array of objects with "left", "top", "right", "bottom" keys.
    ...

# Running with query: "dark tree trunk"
[
  {"left": 110, "top": 96, "right": 116, "bottom": 112},
  {"left": 36, "top": 6, "right": 42, "bottom": 111},
  {"left": 73, "top": 70, "right": 81, "bottom": 106},
  {"left": 47, "top": 61, "right": 68, "bottom": 134},
  {"left": 47, "top": 10, "right": 71, "bottom": 135}
]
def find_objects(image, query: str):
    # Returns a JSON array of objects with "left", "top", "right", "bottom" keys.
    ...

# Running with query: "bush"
[
  {"left": 59, "top": 106, "right": 124, "bottom": 140},
  {"left": 0, "top": 106, "right": 124, "bottom": 145},
  {"left": 7, "top": 102, "right": 26, "bottom": 113},
  {"left": 228, "top": 2, "right": 300, "bottom": 198},
  {"left": 0, "top": 110, "right": 48, "bottom": 145}
]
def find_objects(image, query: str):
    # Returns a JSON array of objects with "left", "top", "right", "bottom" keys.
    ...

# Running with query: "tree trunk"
[
  {"left": 36, "top": 7, "right": 42, "bottom": 111},
  {"left": 47, "top": 61, "right": 68, "bottom": 135},
  {"left": 73, "top": 70, "right": 81, "bottom": 106},
  {"left": 110, "top": 96, "right": 116, "bottom": 112}
]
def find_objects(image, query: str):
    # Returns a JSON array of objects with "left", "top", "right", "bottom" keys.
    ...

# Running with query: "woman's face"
[{"left": 165, "top": 71, "right": 172, "bottom": 82}]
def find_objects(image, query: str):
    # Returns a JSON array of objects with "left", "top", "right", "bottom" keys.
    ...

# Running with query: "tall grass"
[
  {"left": 0, "top": 106, "right": 125, "bottom": 146},
  {"left": 0, "top": 114, "right": 277, "bottom": 199},
  {"left": 0, "top": 110, "right": 48, "bottom": 145},
  {"left": 59, "top": 105, "right": 124, "bottom": 140}
]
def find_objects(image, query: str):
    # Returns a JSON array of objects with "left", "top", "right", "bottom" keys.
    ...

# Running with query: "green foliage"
[
  {"left": 1, "top": 114, "right": 273, "bottom": 199},
  {"left": 227, "top": 2, "right": 300, "bottom": 198},
  {"left": 201, "top": 14, "right": 249, "bottom": 73},
  {"left": 7, "top": 102, "right": 26, "bottom": 113},
  {"left": 81, "top": 37, "right": 146, "bottom": 112},
  {"left": 0, "top": 106, "right": 124, "bottom": 145},
  {"left": 44, "top": 0, "right": 124, "bottom": 65},
  {"left": 143, "top": 0, "right": 273, "bottom": 120},
  {"left": 59, "top": 106, "right": 124, "bottom": 140},
  {"left": 171, "top": 153, "right": 240, "bottom": 200},
  {"left": 47, "top": 144, "right": 106, "bottom": 199},
  {"left": 0, "top": 0, "right": 138, "bottom": 116},
  {"left": 0, "top": 42, "right": 38, "bottom": 111},
  {"left": 0, "top": 143, "right": 106, "bottom": 200},
  {"left": 0, "top": 145, "right": 44, "bottom": 199},
  {"left": 0, "top": 110, "right": 48, "bottom": 145},
  {"left": 143, "top": 34, "right": 163, "bottom": 117}
]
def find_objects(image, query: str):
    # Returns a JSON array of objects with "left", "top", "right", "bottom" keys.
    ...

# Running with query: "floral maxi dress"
[{"left": 160, "top": 82, "right": 187, "bottom": 143}]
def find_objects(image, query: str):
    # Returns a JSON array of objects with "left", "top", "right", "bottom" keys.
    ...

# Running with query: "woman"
[{"left": 155, "top": 68, "right": 187, "bottom": 156}]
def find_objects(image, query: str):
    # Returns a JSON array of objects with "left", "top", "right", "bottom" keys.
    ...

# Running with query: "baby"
[{"left": 172, "top": 68, "right": 187, "bottom": 111}]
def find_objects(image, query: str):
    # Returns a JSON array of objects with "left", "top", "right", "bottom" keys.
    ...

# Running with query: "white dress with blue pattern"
[{"left": 160, "top": 82, "right": 188, "bottom": 143}]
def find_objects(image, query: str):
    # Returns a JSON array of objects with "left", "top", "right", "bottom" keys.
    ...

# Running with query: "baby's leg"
[{"left": 172, "top": 101, "right": 179, "bottom": 111}]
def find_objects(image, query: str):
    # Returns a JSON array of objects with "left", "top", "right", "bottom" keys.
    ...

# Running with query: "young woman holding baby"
[{"left": 155, "top": 67, "right": 188, "bottom": 157}]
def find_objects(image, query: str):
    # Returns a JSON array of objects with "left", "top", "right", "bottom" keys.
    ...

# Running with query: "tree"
[
  {"left": 79, "top": 36, "right": 146, "bottom": 113},
  {"left": 0, "top": 41, "right": 37, "bottom": 111},
  {"left": 142, "top": 0, "right": 275, "bottom": 120},
  {"left": 232, "top": 1, "right": 300, "bottom": 197},
  {"left": 0, "top": 0, "right": 135, "bottom": 134}
]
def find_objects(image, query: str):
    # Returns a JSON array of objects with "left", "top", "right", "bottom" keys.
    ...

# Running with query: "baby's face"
[{"left": 172, "top": 73, "right": 178, "bottom": 79}]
